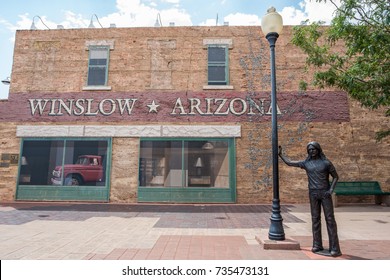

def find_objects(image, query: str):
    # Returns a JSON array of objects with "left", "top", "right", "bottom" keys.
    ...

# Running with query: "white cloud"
[
  {"left": 11, "top": 14, "right": 37, "bottom": 30},
  {"left": 2, "top": 0, "right": 340, "bottom": 33},
  {"left": 281, "top": 0, "right": 339, "bottom": 25},
  {"left": 4, "top": 13, "right": 84, "bottom": 31},
  {"left": 280, "top": 6, "right": 307, "bottom": 25},
  {"left": 4, "top": 0, "right": 191, "bottom": 31},
  {"left": 200, "top": 0, "right": 339, "bottom": 27},
  {"left": 102, "top": 0, "right": 191, "bottom": 27},
  {"left": 223, "top": 13, "right": 260, "bottom": 26},
  {"left": 0, "top": 19, "right": 15, "bottom": 31},
  {"left": 62, "top": 11, "right": 91, "bottom": 28},
  {"left": 199, "top": 13, "right": 260, "bottom": 26},
  {"left": 12, "top": 14, "right": 57, "bottom": 30},
  {"left": 162, "top": 0, "right": 180, "bottom": 3},
  {"left": 304, "top": 0, "right": 339, "bottom": 23}
]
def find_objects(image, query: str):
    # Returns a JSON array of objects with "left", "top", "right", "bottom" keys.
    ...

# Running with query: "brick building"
[{"left": 0, "top": 25, "right": 388, "bottom": 203}]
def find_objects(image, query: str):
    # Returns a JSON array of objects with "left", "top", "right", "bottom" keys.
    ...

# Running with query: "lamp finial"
[{"left": 267, "top": 7, "right": 276, "bottom": 13}]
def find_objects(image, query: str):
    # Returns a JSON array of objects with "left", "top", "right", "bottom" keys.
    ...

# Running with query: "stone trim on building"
[
  {"left": 85, "top": 40, "right": 115, "bottom": 50},
  {"left": 16, "top": 125, "right": 241, "bottom": 138},
  {"left": 202, "top": 39, "right": 233, "bottom": 49}
]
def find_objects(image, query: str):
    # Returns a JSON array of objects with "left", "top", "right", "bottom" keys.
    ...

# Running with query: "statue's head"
[
  {"left": 307, "top": 141, "right": 322, "bottom": 153},
  {"left": 307, "top": 141, "right": 326, "bottom": 160}
]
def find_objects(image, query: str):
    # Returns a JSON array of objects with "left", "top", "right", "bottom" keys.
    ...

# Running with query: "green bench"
[{"left": 333, "top": 181, "right": 390, "bottom": 207}]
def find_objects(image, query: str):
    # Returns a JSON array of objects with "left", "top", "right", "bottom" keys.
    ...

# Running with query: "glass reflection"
[
  {"left": 139, "top": 140, "right": 229, "bottom": 188},
  {"left": 18, "top": 140, "right": 108, "bottom": 187}
]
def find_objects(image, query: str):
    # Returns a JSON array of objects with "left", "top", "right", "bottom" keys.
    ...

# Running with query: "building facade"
[{"left": 0, "top": 26, "right": 388, "bottom": 204}]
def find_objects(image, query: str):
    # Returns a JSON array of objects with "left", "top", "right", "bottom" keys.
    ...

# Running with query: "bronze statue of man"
[{"left": 279, "top": 142, "right": 342, "bottom": 257}]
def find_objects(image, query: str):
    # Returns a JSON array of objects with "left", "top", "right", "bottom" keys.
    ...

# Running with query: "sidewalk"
[{"left": 0, "top": 202, "right": 389, "bottom": 260}]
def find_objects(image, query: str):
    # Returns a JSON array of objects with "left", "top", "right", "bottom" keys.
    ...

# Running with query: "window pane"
[
  {"left": 139, "top": 140, "right": 230, "bottom": 189},
  {"left": 90, "top": 49, "right": 108, "bottom": 59},
  {"left": 207, "top": 45, "right": 228, "bottom": 85},
  {"left": 186, "top": 141, "right": 229, "bottom": 188},
  {"left": 208, "top": 47, "right": 226, "bottom": 62},
  {"left": 89, "top": 58, "right": 107, "bottom": 66},
  {"left": 139, "top": 141, "right": 183, "bottom": 187},
  {"left": 88, "top": 67, "right": 106, "bottom": 86},
  {"left": 87, "top": 47, "right": 108, "bottom": 86},
  {"left": 61, "top": 140, "right": 108, "bottom": 186},
  {"left": 208, "top": 66, "right": 226, "bottom": 83},
  {"left": 18, "top": 140, "right": 64, "bottom": 185},
  {"left": 18, "top": 139, "right": 109, "bottom": 187}
]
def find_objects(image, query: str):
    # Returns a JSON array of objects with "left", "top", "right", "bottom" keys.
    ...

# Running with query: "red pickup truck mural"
[{"left": 51, "top": 155, "right": 104, "bottom": 186}]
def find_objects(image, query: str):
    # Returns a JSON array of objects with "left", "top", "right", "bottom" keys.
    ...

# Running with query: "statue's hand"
[
  {"left": 324, "top": 190, "right": 333, "bottom": 198},
  {"left": 278, "top": 146, "right": 283, "bottom": 156}
]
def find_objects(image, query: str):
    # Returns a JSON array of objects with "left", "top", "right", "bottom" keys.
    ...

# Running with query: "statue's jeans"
[{"left": 309, "top": 189, "right": 341, "bottom": 254}]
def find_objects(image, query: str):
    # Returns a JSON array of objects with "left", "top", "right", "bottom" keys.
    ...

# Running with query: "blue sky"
[{"left": 0, "top": 0, "right": 339, "bottom": 99}]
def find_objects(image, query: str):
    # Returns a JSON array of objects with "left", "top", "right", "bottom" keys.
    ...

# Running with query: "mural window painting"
[
  {"left": 139, "top": 140, "right": 231, "bottom": 188},
  {"left": 207, "top": 45, "right": 229, "bottom": 85},
  {"left": 18, "top": 139, "right": 109, "bottom": 187},
  {"left": 87, "top": 46, "right": 110, "bottom": 86}
]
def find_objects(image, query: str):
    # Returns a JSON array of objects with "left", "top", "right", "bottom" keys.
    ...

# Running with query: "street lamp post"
[{"left": 261, "top": 7, "right": 285, "bottom": 241}]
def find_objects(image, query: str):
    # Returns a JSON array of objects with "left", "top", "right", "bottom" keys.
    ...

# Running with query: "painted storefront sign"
[{"left": 0, "top": 91, "right": 349, "bottom": 122}]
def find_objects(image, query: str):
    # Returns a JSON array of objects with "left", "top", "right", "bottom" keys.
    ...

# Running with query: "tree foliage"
[{"left": 291, "top": 0, "right": 390, "bottom": 140}]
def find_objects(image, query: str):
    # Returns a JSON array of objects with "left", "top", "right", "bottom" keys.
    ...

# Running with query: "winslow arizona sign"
[
  {"left": 28, "top": 97, "right": 282, "bottom": 116},
  {"left": 0, "top": 91, "right": 350, "bottom": 123}
]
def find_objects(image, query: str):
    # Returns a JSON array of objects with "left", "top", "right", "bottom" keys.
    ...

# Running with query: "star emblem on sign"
[{"left": 146, "top": 100, "right": 160, "bottom": 113}]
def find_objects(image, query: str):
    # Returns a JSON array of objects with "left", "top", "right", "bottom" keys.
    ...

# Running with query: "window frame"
[
  {"left": 86, "top": 45, "right": 110, "bottom": 87},
  {"left": 15, "top": 137, "right": 112, "bottom": 202},
  {"left": 138, "top": 137, "right": 236, "bottom": 203},
  {"left": 207, "top": 44, "right": 229, "bottom": 86}
]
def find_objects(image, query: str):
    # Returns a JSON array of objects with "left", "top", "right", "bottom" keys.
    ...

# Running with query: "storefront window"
[
  {"left": 139, "top": 140, "right": 230, "bottom": 188},
  {"left": 18, "top": 139, "right": 109, "bottom": 186}
]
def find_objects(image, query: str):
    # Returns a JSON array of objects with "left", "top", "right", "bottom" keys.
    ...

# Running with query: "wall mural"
[{"left": 239, "top": 29, "right": 318, "bottom": 191}]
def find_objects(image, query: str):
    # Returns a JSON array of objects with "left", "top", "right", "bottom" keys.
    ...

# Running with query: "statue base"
[{"left": 256, "top": 236, "right": 300, "bottom": 250}]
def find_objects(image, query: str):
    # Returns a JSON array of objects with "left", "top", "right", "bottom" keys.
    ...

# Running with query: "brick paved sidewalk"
[{"left": 0, "top": 202, "right": 389, "bottom": 260}]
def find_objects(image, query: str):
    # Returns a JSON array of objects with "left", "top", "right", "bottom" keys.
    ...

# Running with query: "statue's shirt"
[{"left": 297, "top": 159, "right": 336, "bottom": 190}]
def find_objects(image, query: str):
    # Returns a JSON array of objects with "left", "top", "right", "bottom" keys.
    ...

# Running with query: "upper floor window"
[
  {"left": 87, "top": 46, "right": 110, "bottom": 86},
  {"left": 207, "top": 45, "right": 228, "bottom": 85},
  {"left": 203, "top": 39, "right": 233, "bottom": 90},
  {"left": 84, "top": 40, "right": 114, "bottom": 90}
]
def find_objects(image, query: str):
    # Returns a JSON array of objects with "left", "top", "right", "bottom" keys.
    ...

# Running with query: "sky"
[{"left": 0, "top": 0, "right": 340, "bottom": 99}]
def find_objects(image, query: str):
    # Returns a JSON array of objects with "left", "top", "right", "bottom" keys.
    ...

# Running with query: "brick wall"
[
  {"left": 110, "top": 138, "right": 139, "bottom": 203},
  {"left": 9, "top": 26, "right": 310, "bottom": 94},
  {"left": 0, "top": 123, "right": 20, "bottom": 201}
]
